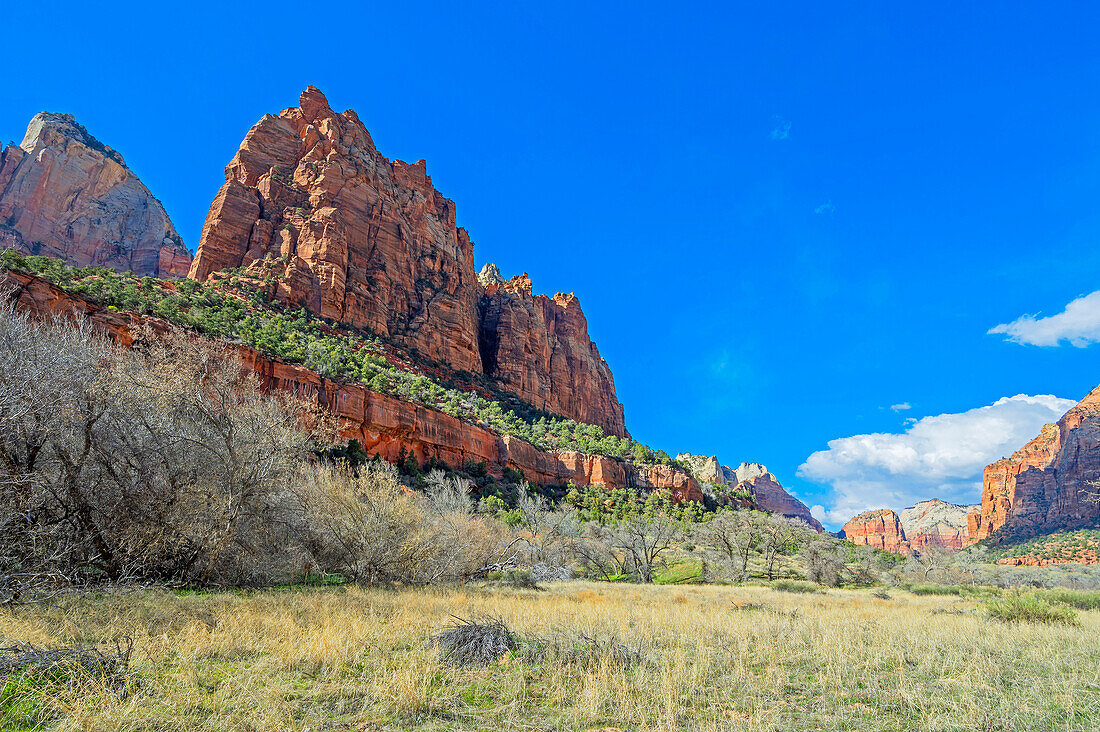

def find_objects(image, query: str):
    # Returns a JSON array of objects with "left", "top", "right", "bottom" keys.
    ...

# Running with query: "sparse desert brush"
[
  {"left": 771, "top": 579, "right": 819, "bottom": 594},
  {"left": 985, "top": 592, "right": 1080, "bottom": 625},
  {"left": 1038, "top": 588, "right": 1100, "bottom": 611},
  {"left": 907, "top": 583, "right": 963, "bottom": 596}
]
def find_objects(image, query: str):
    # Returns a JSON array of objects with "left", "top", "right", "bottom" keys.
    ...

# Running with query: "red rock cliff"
[
  {"left": 0, "top": 113, "right": 191, "bottom": 277},
  {"left": 842, "top": 509, "right": 912, "bottom": 556},
  {"left": 970, "top": 386, "right": 1100, "bottom": 543},
  {"left": 479, "top": 273, "right": 626, "bottom": 436},
  {"left": 189, "top": 87, "right": 626, "bottom": 436}
]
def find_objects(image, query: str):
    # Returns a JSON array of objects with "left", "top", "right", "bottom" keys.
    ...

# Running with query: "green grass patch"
[
  {"left": 653, "top": 561, "right": 702, "bottom": 585},
  {"left": 1036, "top": 588, "right": 1100, "bottom": 611},
  {"left": 985, "top": 592, "right": 1079, "bottom": 625},
  {"left": 907, "top": 584, "right": 963, "bottom": 596},
  {"left": 771, "top": 580, "right": 820, "bottom": 594}
]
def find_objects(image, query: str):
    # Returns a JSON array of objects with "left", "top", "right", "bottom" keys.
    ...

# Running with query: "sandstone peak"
[
  {"left": 190, "top": 89, "right": 628, "bottom": 436},
  {"left": 0, "top": 112, "right": 191, "bottom": 277},
  {"left": 298, "top": 85, "right": 333, "bottom": 122},
  {"left": 505, "top": 273, "right": 534, "bottom": 296},
  {"left": 898, "top": 499, "right": 978, "bottom": 552},
  {"left": 734, "top": 462, "right": 772, "bottom": 483},
  {"left": 478, "top": 263, "right": 506, "bottom": 287},
  {"left": 21, "top": 112, "right": 125, "bottom": 166},
  {"left": 842, "top": 509, "right": 911, "bottom": 555}
]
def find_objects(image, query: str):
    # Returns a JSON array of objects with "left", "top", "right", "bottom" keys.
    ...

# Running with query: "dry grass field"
[{"left": 1, "top": 581, "right": 1098, "bottom": 731}]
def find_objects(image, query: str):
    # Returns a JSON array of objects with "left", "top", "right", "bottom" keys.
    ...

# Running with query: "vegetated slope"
[
  {"left": 971, "top": 386, "right": 1100, "bottom": 546},
  {"left": 988, "top": 529, "right": 1100, "bottom": 566},
  {"left": 0, "top": 112, "right": 191, "bottom": 277},
  {"left": 0, "top": 252, "right": 702, "bottom": 501},
  {"left": 189, "top": 86, "right": 626, "bottom": 436}
]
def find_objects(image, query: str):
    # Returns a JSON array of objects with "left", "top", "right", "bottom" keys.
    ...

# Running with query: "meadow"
[{"left": 1, "top": 581, "right": 1097, "bottom": 731}]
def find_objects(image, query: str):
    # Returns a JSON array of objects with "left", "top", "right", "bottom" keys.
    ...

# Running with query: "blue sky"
[{"left": 4, "top": 2, "right": 1100, "bottom": 528}]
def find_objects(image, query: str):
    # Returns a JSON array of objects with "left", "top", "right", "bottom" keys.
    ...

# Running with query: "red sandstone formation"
[
  {"left": 899, "top": 499, "right": 977, "bottom": 552},
  {"left": 1, "top": 268, "right": 699, "bottom": 503},
  {"left": 842, "top": 509, "right": 912, "bottom": 556},
  {"left": 0, "top": 113, "right": 191, "bottom": 277},
  {"left": 188, "top": 87, "right": 626, "bottom": 436},
  {"left": 970, "top": 386, "right": 1100, "bottom": 543}
]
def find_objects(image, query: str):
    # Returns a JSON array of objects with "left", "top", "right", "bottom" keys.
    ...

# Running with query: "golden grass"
[{"left": 1, "top": 582, "right": 1098, "bottom": 731}]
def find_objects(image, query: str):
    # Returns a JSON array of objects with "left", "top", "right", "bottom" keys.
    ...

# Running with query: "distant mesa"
[{"left": 0, "top": 112, "right": 191, "bottom": 277}]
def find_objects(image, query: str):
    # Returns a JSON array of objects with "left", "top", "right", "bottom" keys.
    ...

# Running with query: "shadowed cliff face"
[
  {"left": 189, "top": 87, "right": 626, "bottom": 436},
  {"left": 0, "top": 113, "right": 191, "bottom": 277},
  {"left": 970, "top": 386, "right": 1100, "bottom": 544}
]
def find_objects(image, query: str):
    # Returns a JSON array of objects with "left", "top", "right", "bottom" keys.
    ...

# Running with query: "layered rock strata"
[
  {"left": 0, "top": 113, "right": 190, "bottom": 277},
  {"left": 478, "top": 273, "right": 625, "bottom": 435},
  {"left": 188, "top": 87, "right": 626, "bottom": 435},
  {"left": 970, "top": 386, "right": 1100, "bottom": 543}
]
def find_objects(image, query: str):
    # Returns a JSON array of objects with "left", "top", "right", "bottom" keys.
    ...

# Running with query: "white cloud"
[
  {"left": 890, "top": 402, "right": 911, "bottom": 412},
  {"left": 989, "top": 290, "right": 1100, "bottom": 347},
  {"left": 814, "top": 201, "right": 835, "bottom": 215},
  {"left": 798, "top": 394, "right": 1075, "bottom": 527},
  {"left": 810, "top": 505, "right": 827, "bottom": 523},
  {"left": 770, "top": 116, "right": 791, "bottom": 140}
]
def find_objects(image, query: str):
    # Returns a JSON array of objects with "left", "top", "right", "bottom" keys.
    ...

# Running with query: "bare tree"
[
  {"left": 805, "top": 540, "right": 848, "bottom": 586},
  {"left": 606, "top": 511, "right": 681, "bottom": 583},
  {"left": 696, "top": 510, "right": 764, "bottom": 582},
  {"left": 758, "top": 515, "right": 809, "bottom": 581}
]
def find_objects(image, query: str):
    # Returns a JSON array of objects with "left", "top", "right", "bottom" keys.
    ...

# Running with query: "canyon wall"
[
  {"left": 188, "top": 87, "right": 626, "bottom": 435},
  {"left": 478, "top": 272, "right": 625, "bottom": 436},
  {"left": 0, "top": 113, "right": 191, "bottom": 277},
  {"left": 970, "top": 386, "right": 1100, "bottom": 543},
  {"left": 2, "top": 268, "right": 700, "bottom": 503}
]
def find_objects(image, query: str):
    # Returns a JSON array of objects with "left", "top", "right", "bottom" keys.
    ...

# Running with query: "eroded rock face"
[
  {"left": 675, "top": 453, "right": 823, "bottom": 530},
  {"left": 479, "top": 273, "right": 626, "bottom": 436},
  {"left": 0, "top": 113, "right": 190, "bottom": 277},
  {"left": 189, "top": 88, "right": 626, "bottom": 435},
  {"left": 842, "top": 509, "right": 912, "bottom": 556},
  {"left": 898, "top": 499, "right": 976, "bottom": 552},
  {"left": 970, "top": 386, "right": 1100, "bottom": 543}
]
